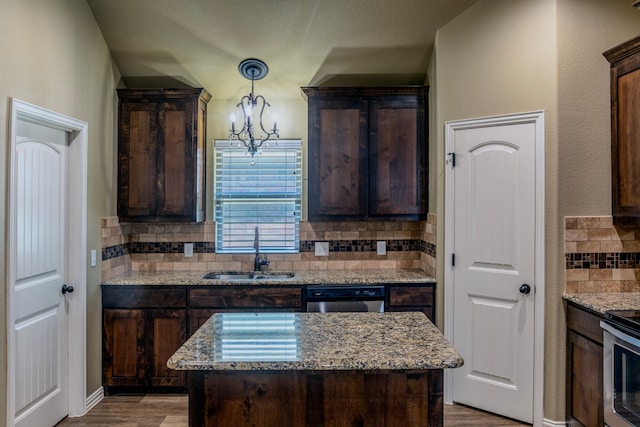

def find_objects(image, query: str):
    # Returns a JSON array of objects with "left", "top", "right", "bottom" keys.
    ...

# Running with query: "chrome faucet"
[{"left": 253, "top": 226, "right": 270, "bottom": 271}]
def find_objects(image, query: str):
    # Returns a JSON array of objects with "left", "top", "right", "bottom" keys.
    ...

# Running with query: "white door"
[
  {"left": 13, "top": 121, "right": 70, "bottom": 427},
  {"left": 445, "top": 112, "right": 544, "bottom": 424}
]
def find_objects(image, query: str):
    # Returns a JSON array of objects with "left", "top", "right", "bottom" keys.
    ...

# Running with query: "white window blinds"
[{"left": 214, "top": 139, "right": 302, "bottom": 253}]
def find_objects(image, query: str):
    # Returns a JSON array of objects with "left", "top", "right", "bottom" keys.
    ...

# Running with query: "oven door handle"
[{"left": 601, "top": 320, "right": 640, "bottom": 348}]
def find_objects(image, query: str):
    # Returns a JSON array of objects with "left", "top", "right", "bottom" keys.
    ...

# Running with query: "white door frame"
[
  {"left": 444, "top": 111, "right": 545, "bottom": 427},
  {"left": 7, "top": 98, "right": 88, "bottom": 425}
]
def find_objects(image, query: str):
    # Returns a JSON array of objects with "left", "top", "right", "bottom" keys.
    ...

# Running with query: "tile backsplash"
[
  {"left": 565, "top": 216, "right": 640, "bottom": 293},
  {"left": 101, "top": 215, "right": 437, "bottom": 280},
  {"left": 105, "top": 213, "right": 640, "bottom": 289}
]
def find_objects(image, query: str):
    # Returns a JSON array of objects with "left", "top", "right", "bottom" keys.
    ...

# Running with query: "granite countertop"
[
  {"left": 167, "top": 311, "right": 463, "bottom": 372},
  {"left": 563, "top": 292, "right": 640, "bottom": 315},
  {"left": 102, "top": 269, "right": 435, "bottom": 286}
]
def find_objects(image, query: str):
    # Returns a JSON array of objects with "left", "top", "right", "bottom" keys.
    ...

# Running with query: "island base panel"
[{"left": 188, "top": 370, "right": 443, "bottom": 427}]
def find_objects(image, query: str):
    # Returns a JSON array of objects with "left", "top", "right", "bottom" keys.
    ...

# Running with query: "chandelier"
[{"left": 229, "top": 58, "right": 279, "bottom": 157}]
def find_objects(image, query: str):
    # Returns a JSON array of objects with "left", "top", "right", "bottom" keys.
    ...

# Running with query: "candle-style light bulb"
[{"left": 230, "top": 113, "right": 236, "bottom": 133}]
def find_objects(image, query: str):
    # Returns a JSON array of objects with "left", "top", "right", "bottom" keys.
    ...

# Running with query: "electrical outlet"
[
  {"left": 315, "top": 241, "right": 329, "bottom": 256},
  {"left": 377, "top": 241, "right": 387, "bottom": 256},
  {"left": 90, "top": 249, "right": 97, "bottom": 267},
  {"left": 184, "top": 243, "right": 194, "bottom": 257}
]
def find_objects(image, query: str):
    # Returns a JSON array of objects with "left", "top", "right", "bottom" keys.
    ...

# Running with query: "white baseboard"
[
  {"left": 84, "top": 387, "right": 104, "bottom": 414},
  {"left": 65, "top": 386, "right": 103, "bottom": 418},
  {"left": 543, "top": 418, "right": 567, "bottom": 427}
]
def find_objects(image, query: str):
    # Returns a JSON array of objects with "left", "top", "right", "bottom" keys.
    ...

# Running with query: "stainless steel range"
[{"left": 601, "top": 310, "right": 640, "bottom": 427}]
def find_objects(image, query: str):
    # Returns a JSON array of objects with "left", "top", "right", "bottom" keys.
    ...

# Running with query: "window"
[{"left": 214, "top": 139, "right": 302, "bottom": 253}]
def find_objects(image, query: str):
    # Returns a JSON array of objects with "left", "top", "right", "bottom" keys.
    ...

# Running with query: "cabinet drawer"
[
  {"left": 102, "top": 286, "right": 187, "bottom": 309},
  {"left": 389, "top": 286, "right": 434, "bottom": 307},
  {"left": 388, "top": 306, "right": 434, "bottom": 322},
  {"left": 189, "top": 287, "right": 302, "bottom": 308},
  {"left": 566, "top": 303, "right": 603, "bottom": 344}
]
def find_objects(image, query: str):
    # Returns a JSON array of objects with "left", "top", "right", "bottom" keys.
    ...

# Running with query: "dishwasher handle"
[{"left": 306, "top": 286, "right": 385, "bottom": 300}]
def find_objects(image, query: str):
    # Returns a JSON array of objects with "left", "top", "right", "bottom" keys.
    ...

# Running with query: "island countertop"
[
  {"left": 167, "top": 311, "right": 463, "bottom": 372},
  {"left": 102, "top": 268, "right": 435, "bottom": 286}
]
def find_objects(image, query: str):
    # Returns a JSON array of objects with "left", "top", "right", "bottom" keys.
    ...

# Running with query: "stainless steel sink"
[
  {"left": 203, "top": 271, "right": 295, "bottom": 280},
  {"left": 207, "top": 273, "right": 254, "bottom": 280},
  {"left": 252, "top": 272, "right": 295, "bottom": 280}
]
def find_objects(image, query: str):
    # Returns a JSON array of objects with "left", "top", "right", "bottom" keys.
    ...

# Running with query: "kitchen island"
[{"left": 167, "top": 311, "right": 463, "bottom": 427}]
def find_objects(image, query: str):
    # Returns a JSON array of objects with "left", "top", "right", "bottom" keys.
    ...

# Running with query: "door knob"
[
  {"left": 519, "top": 284, "right": 531, "bottom": 295},
  {"left": 62, "top": 284, "right": 74, "bottom": 295}
]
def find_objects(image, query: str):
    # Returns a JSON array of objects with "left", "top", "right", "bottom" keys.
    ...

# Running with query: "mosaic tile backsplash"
[
  {"left": 565, "top": 216, "right": 640, "bottom": 293},
  {"left": 101, "top": 215, "right": 437, "bottom": 280}
]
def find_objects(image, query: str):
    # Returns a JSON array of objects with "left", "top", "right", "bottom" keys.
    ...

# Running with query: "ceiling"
[{"left": 86, "top": 0, "right": 477, "bottom": 101}]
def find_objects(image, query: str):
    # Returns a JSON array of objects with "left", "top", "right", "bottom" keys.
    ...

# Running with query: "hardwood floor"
[
  {"left": 55, "top": 394, "right": 530, "bottom": 426},
  {"left": 443, "top": 404, "right": 530, "bottom": 426},
  {"left": 55, "top": 395, "right": 188, "bottom": 427}
]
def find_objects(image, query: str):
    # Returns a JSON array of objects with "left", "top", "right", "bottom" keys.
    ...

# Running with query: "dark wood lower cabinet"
[
  {"left": 103, "top": 309, "right": 146, "bottom": 388},
  {"left": 188, "top": 370, "right": 443, "bottom": 427},
  {"left": 103, "top": 308, "right": 187, "bottom": 393},
  {"left": 387, "top": 283, "right": 435, "bottom": 321},
  {"left": 149, "top": 309, "right": 187, "bottom": 387},
  {"left": 566, "top": 302, "right": 603, "bottom": 427},
  {"left": 103, "top": 286, "right": 189, "bottom": 394},
  {"left": 103, "top": 285, "right": 304, "bottom": 393},
  {"left": 103, "top": 282, "right": 435, "bottom": 394}
]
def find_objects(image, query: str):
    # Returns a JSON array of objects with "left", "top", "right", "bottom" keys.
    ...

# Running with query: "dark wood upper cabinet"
[
  {"left": 303, "top": 86, "right": 428, "bottom": 221},
  {"left": 117, "top": 88, "right": 211, "bottom": 223},
  {"left": 604, "top": 36, "right": 640, "bottom": 226}
]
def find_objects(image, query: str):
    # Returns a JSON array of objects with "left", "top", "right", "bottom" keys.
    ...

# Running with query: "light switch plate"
[
  {"left": 315, "top": 241, "right": 329, "bottom": 256},
  {"left": 184, "top": 243, "right": 194, "bottom": 257},
  {"left": 90, "top": 249, "right": 97, "bottom": 267},
  {"left": 377, "top": 240, "right": 387, "bottom": 256}
]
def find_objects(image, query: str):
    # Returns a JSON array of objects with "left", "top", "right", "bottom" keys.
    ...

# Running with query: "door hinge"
[
  {"left": 451, "top": 253, "right": 455, "bottom": 266},
  {"left": 447, "top": 152, "right": 456, "bottom": 167}
]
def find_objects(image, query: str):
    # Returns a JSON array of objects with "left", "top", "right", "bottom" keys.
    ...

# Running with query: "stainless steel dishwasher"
[{"left": 306, "top": 285, "right": 385, "bottom": 312}]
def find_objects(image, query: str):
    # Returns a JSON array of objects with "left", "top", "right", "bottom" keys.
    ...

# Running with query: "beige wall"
[
  {"left": 557, "top": 0, "right": 640, "bottom": 214},
  {"left": 432, "top": 0, "right": 640, "bottom": 422},
  {"left": 0, "top": 0, "right": 119, "bottom": 419}
]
